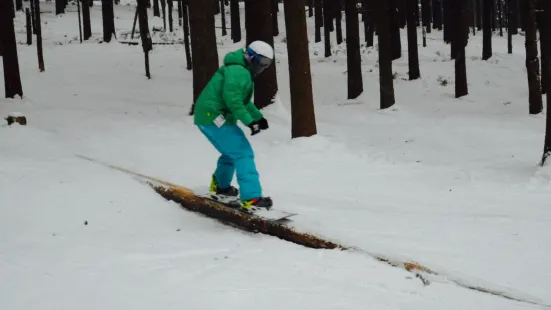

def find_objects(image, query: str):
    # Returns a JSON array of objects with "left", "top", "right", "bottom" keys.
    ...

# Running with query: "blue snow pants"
[{"left": 197, "top": 125, "right": 262, "bottom": 201}]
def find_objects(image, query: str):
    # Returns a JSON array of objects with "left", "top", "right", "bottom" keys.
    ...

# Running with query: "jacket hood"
[{"left": 223, "top": 48, "right": 248, "bottom": 67}]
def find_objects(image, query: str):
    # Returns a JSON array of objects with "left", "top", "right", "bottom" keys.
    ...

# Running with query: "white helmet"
[{"left": 245, "top": 41, "right": 274, "bottom": 76}]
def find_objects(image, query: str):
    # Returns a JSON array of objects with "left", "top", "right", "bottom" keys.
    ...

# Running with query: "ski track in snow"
[{"left": 1, "top": 2, "right": 550, "bottom": 309}]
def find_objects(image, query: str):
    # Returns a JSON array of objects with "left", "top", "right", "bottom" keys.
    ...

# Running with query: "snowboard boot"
[
  {"left": 209, "top": 175, "right": 239, "bottom": 198},
  {"left": 241, "top": 197, "right": 273, "bottom": 211}
]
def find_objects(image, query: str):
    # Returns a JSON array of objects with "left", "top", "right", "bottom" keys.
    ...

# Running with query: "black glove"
[
  {"left": 248, "top": 120, "right": 262, "bottom": 135},
  {"left": 258, "top": 118, "right": 269, "bottom": 130},
  {"left": 248, "top": 118, "right": 269, "bottom": 136}
]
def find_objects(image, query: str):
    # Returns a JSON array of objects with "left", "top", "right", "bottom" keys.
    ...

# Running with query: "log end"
[{"left": 5, "top": 113, "right": 27, "bottom": 126}]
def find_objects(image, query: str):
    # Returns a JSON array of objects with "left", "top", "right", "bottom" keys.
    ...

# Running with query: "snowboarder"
[{"left": 193, "top": 41, "right": 275, "bottom": 211}]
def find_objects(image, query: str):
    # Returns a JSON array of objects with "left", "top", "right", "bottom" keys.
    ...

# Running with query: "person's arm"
[
  {"left": 222, "top": 66, "right": 254, "bottom": 126},
  {"left": 245, "top": 101, "right": 264, "bottom": 122}
]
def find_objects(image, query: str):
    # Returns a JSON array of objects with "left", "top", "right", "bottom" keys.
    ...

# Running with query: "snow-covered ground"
[{"left": 1, "top": 2, "right": 550, "bottom": 309}]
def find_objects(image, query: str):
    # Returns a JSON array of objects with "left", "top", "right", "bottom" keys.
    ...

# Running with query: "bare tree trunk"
[
  {"left": 178, "top": 0, "right": 182, "bottom": 26},
  {"left": 1, "top": 0, "right": 24, "bottom": 98},
  {"left": 188, "top": 0, "right": 219, "bottom": 114},
  {"left": 364, "top": 0, "right": 374, "bottom": 47},
  {"left": 82, "top": 0, "right": 92, "bottom": 39},
  {"left": 335, "top": 3, "right": 343, "bottom": 45},
  {"left": 283, "top": 0, "right": 317, "bottom": 138},
  {"left": 56, "top": 0, "right": 65, "bottom": 14},
  {"left": 406, "top": 0, "right": 420, "bottom": 80},
  {"left": 314, "top": 0, "right": 322, "bottom": 42},
  {"left": 183, "top": 0, "right": 192, "bottom": 70},
  {"left": 168, "top": 0, "right": 173, "bottom": 32},
  {"left": 102, "top": 0, "right": 116, "bottom": 42},
  {"left": 541, "top": 0, "right": 551, "bottom": 165},
  {"left": 137, "top": 0, "right": 152, "bottom": 78},
  {"left": 482, "top": 0, "right": 492, "bottom": 60},
  {"left": 230, "top": 0, "right": 241, "bottom": 42},
  {"left": 376, "top": 0, "right": 396, "bottom": 109},
  {"left": 16, "top": 0, "right": 23, "bottom": 11},
  {"left": 34, "top": 0, "right": 45, "bottom": 72},
  {"left": 323, "top": 0, "right": 332, "bottom": 57},
  {"left": 245, "top": 0, "right": 278, "bottom": 109},
  {"left": 452, "top": 0, "right": 468, "bottom": 97},
  {"left": 153, "top": 0, "right": 160, "bottom": 16},
  {"left": 421, "top": 0, "right": 432, "bottom": 33},
  {"left": 77, "top": 0, "right": 83, "bottom": 43},
  {"left": 345, "top": 0, "right": 363, "bottom": 99},
  {"left": 30, "top": 0, "right": 36, "bottom": 34},
  {"left": 536, "top": 0, "right": 547, "bottom": 94},
  {"left": 160, "top": 0, "right": 167, "bottom": 31},
  {"left": 433, "top": 0, "right": 442, "bottom": 30},
  {"left": 389, "top": 0, "right": 402, "bottom": 60},
  {"left": 272, "top": 0, "right": 279, "bottom": 36},
  {"left": 523, "top": 0, "right": 543, "bottom": 114},
  {"left": 26, "top": 8, "right": 33, "bottom": 45},
  {"left": 220, "top": 0, "right": 227, "bottom": 36},
  {"left": 507, "top": 0, "right": 513, "bottom": 53}
]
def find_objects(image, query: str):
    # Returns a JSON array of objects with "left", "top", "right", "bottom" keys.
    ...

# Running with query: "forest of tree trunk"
[
  {"left": 482, "top": 0, "right": 493, "bottom": 60},
  {"left": 376, "top": 0, "right": 396, "bottom": 109},
  {"left": 188, "top": 0, "right": 219, "bottom": 114},
  {"left": 1, "top": 0, "right": 24, "bottom": 98},
  {"left": 82, "top": 0, "right": 92, "bottom": 40},
  {"left": 102, "top": 0, "right": 116, "bottom": 42},
  {"left": 283, "top": 0, "right": 317, "bottom": 138},
  {"left": 245, "top": 0, "right": 278, "bottom": 109},
  {"left": 523, "top": 0, "right": 543, "bottom": 114},
  {"left": 345, "top": 0, "right": 363, "bottom": 99},
  {"left": 137, "top": 0, "right": 152, "bottom": 78},
  {"left": 230, "top": 0, "right": 241, "bottom": 43},
  {"left": 452, "top": 0, "right": 468, "bottom": 97},
  {"left": 542, "top": 0, "right": 551, "bottom": 165},
  {"left": 406, "top": 0, "right": 420, "bottom": 80}
]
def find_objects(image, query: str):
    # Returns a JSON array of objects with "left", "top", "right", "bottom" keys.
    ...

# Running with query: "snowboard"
[{"left": 201, "top": 194, "right": 297, "bottom": 222}]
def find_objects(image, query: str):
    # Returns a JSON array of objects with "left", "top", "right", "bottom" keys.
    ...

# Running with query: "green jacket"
[{"left": 193, "top": 48, "right": 263, "bottom": 127}]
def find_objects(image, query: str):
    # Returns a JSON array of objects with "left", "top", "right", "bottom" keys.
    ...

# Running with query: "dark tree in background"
[
  {"left": 153, "top": 0, "right": 160, "bottom": 17},
  {"left": 323, "top": 0, "right": 332, "bottom": 57},
  {"left": 345, "top": 0, "right": 363, "bottom": 99},
  {"left": 188, "top": 0, "right": 219, "bottom": 114},
  {"left": 452, "top": 0, "right": 468, "bottom": 98},
  {"left": 433, "top": 0, "right": 442, "bottom": 30},
  {"left": 406, "top": 0, "right": 420, "bottom": 80},
  {"left": 16, "top": 0, "right": 23, "bottom": 11},
  {"left": 137, "top": 0, "right": 152, "bottom": 78},
  {"left": 389, "top": 0, "right": 402, "bottom": 60},
  {"left": 82, "top": 0, "right": 92, "bottom": 40},
  {"left": 0, "top": 0, "right": 24, "bottom": 98},
  {"left": 482, "top": 0, "right": 492, "bottom": 60},
  {"left": 314, "top": 0, "right": 322, "bottom": 43},
  {"left": 56, "top": 0, "right": 65, "bottom": 15},
  {"left": 34, "top": 0, "right": 45, "bottom": 72},
  {"left": 245, "top": 0, "right": 278, "bottom": 109},
  {"left": 182, "top": 0, "right": 192, "bottom": 70},
  {"left": 536, "top": 0, "right": 547, "bottom": 94},
  {"left": 220, "top": 0, "right": 227, "bottom": 36},
  {"left": 542, "top": 0, "right": 551, "bottom": 165},
  {"left": 230, "top": 0, "right": 241, "bottom": 43},
  {"left": 283, "top": 0, "right": 317, "bottom": 138},
  {"left": 363, "top": 0, "right": 374, "bottom": 47},
  {"left": 102, "top": 0, "right": 116, "bottom": 42},
  {"left": 523, "top": 0, "right": 542, "bottom": 114},
  {"left": 376, "top": 0, "right": 396, "bottom": 109},
  {"left": 272, "top": 0, "right": 279, "bottom": 36}
]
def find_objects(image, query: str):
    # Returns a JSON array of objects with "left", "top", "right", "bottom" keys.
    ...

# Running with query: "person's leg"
[
  {"left": 200, "top": 125, "right": 261, "bottom": 200},
  {"left": 198, "top": 125, "right": 235, "bottom": 189}
]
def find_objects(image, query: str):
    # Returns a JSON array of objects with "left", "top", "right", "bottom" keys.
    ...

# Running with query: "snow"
[{"left": 1, "top": 2, "right": 551, "bottom": 309}]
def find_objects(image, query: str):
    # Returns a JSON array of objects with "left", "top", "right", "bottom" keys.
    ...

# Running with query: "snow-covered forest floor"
[{"left": 1, "top": 2, "right": 550, "bottom": 309}]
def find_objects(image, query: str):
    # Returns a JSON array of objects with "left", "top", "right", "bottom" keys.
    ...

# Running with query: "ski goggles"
[{"left": 246, "top": 48, "right": 273, "bottom": 74}]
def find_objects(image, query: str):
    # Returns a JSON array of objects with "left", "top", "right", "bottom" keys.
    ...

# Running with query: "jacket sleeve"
[
  {"left": 223, "top": 66, "right": 254, "bottom": 126},
  {"left": 246, "top": 102, "right": 264, "bottom": 121}
]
